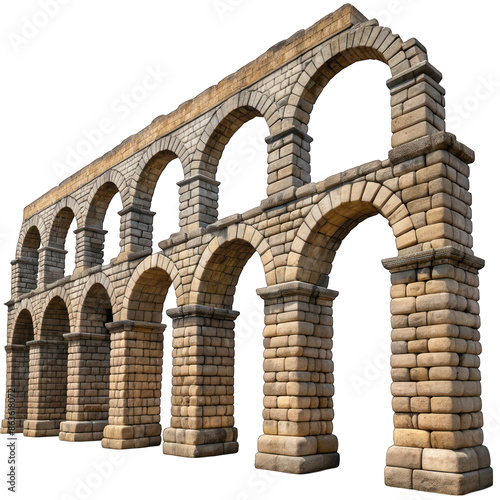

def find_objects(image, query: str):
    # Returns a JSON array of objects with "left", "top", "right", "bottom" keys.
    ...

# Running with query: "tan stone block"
[
  {"left": 394, "top": 428, "right": 431, "bottom": 448},
  {"left": 257, "top": 435, "right": 317, "bottom": 456},
  {"left": 418, "top": 413, "right": 461, "bottom": 431},
  {"left": 410, "top": 397, "right": 431, "bottom": 413},
  {"left": 422, "top": 447, "right": 478, "bottom": 473},
  {"left": 316, "top": 434, "right": 338, "bottom": 454},
  {"left": 392, "top": 397, "right": 411, "bottom": 413},
  {"left": 384, "top": 466, "right": 413, "bottom": 489},
  {"left": 386, "top": 445, "right": 422, "bottom": 469},
  {"left": 413, "top": 469, "right": 480, "bottom": 495}
]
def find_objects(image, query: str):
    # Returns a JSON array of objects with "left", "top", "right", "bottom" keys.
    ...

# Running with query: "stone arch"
[
  {"left": 190, "top": 223, "right": 273, "bottom": 308},
  {"left": 13, "top": 223, "right": 44, "bottom": 294},
  {"left": 285, "top": 24, "right": 418, "bottom": 130},
  {"left": 84, "top": 169, "right": 128, "bottom": 227},
  {"left": 47, "top": 196, "right": 81, "bottom": 248},
  {"left": 121, "top": 253, "right": 182, "bottom": 322},
  {"left": 287, "top": 181, "right": 415, "bottom": 287},
  {"left": 131, "top": 134, "right": 190, "bottom": 209},
  {"left": 76, "top": 273, "right": 118, "bottom": 327},
  {"left": 39, "top": 286, "right": 75, "bottom": 339},
  {"left": 9, "top": 300, "right": 36, "bottom": 345},
  {"left": 192, "top": 90, "right": 281, "bottom": 179},
  {"left": 11, "top": 309, "right": 34, "bottom": 346},
  {"left": 16, "top": 215, "right": 48, "bottom": 259}
]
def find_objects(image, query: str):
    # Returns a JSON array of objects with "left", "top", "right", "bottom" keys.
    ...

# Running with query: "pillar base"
[
  {"left": 101, "top": 424, "right": 161, "bottom": 449},
  {"left": 1, "top": 419, "right": 24, "bottom": 434},
  {"left": 163, "top": 441, "right": 238, "bottom": 458},
  {"left": 255, "top": 452, "right": 340, "bottom": 474},
  {"left": 385, "top": 466, "right": 493, "bottom": 495},
  {"left": 23, "top": 419, "right": 61, "bottom": 437},
  {"left": 162, "top": 426, "right": 238, "bottom": 458},
  {"left": 59, "top": 420, "right": 107, "bottom": 442}
]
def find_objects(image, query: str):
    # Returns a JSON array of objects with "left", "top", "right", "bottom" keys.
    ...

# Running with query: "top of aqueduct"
[{"left": 23, "top": 4, "right": 368, "bottom": 220}]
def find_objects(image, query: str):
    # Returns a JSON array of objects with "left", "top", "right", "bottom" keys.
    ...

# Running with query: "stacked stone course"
[{"left": 1, "top": 5, "right": 492, "bottom": 495}]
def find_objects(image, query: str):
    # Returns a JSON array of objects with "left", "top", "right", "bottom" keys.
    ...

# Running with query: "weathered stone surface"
[{"left": 1, "top": 4, "right": 491, "bottom": 496}]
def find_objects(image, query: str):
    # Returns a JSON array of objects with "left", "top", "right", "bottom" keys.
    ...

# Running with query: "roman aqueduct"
[{"left": 2, "top": 4, "right": 493, "bottom": 495}]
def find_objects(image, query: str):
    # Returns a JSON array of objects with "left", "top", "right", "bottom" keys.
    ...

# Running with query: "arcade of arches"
[{"left": 2, "top": 5, "right": 492, "bottom": 495}]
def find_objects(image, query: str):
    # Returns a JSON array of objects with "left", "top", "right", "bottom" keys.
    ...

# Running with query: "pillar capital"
[
  {"left": 62, "top": 332, "right": 109, "bottom": 342},
  {"left": 5, "top": 344, "right": 28, "bottom": 353},
  {"left": 257, "top": 281, "right": 339, "bottom": 302},
  {"left": 104, "top": 320, "right": 166, "bottom": 335},
  {"left": 265, "top": 126, "right": 313, "bottom": 148},
  {"left": 166, "top": 304, "right": 239, "bottom": 321},
  {"left": 382, "top": 247, "right": 485, "bottom": 273},
  {"left": 386, "top": 60, "right": 443, "bottom": 91},
  {"left": 117, "top": 204, "right": 155, "bottom": 218},
  {"left": 26, "top": 339, "right": 67, "bottom": 348},
  {"left": 73, "top": 226, "right": 107, "bottom": 236},
  {"left": 388, "top": 131, "right": 475, "bottom": 166},
  {"left": 176, "top": 173, "right": 220, "bottom": 188},
  {"left": 37, "top": 245, "right": 67, "bottom": 256}
]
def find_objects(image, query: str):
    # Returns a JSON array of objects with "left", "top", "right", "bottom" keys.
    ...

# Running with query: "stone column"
[
  {"left": 178, "top": 174, "right": 219, "bottom": 233},
  {"left": 74, "top": 226, "right": 108, "bottom": 272},
  {"left": 38, "top": 246, "right": 68, "bottom": 284},
  {"left": 11, "top": 258, "right": 38, "bottom": 296},
  {"left": 102, "top": 320, "right": 164, "bottom": 449},
  {"left": 1, "top": 345, "right": 29, "bottom": 434},
  {"left": 59, "top": 333, "right": 110, "bottom": 442},
  {"left": 23, "top": 339, "right": 68, "bottom": 437},
  {"left": 265, "top": 127, "right": 313, "bottom": 196},
  {"left": 387, "top": 60, "right": 445, "bottom": 149},
  {"left": 163, "top": 305, "right": 239, "bottom": 458},
  {"left": 382, "top": 248, "right": 492, "bottom": 495},
  {"left": 255, "top": 281, "right": 339, "bottom": 474},
  {"left": 116, "top": 205, "right": 155, "bottom": 260}
]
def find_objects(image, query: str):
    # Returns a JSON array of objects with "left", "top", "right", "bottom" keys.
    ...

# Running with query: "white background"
[{"left": 0, "top": 1, "right": 499, "bottom": 499}]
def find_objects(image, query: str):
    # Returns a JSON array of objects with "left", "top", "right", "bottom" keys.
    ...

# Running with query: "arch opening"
[
  {"left": 27, "top": 296, "right": 70, "bottom": 432},
  {"left": 60, "top": 283, "right": 113, "bottom": 441},
  {"left": 47, "top": 207, "right": 77, "bottom": 281},
  {"left": 328, "top": 214, "right": 395, "bottom": 484},
  {"left": 18, "top": 226, "right": 41, "bottom": 293},
  {"left": 216, "top": 117, "right": 269, "bottom": 219},
  {"left": 85, "top": 181, "right": 123, "bottom": 267},
  {"left": 196, "top": 238, "right": 257, "bottom": 309},
  {"left": 4, "top": 310, "right": 35, "bottom": 431},
  {"left": 126, "top": 266, "right": 172, "bottom": 323},
  {"left": 201, "top": 106, "right": 264, "bottom": 177},
  {"left": 307, "top": 60, "right": 391, "bottom": 182},
  {"left": 150, "top": 157, "right": 183, "bottom": 250}
]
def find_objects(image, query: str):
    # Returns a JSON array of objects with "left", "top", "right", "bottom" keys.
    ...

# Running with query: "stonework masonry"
[{"left": 2, "top": 4, "right": 493, "bottom": 495}]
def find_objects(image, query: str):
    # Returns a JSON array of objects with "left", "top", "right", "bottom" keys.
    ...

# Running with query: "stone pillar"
[
  {"left": 59, "top": 333, "right": 110, "bottom": 442},
  {"left": 382, "top": 248, "right": 492, "bottom": 495},
  {"left": 11, "top": 258, "right": 38, "bottom": 296},
  {"left": 255, "top": 281, "right": 339, "bottom": 474},
  {"left": 266, "top": 127, "right": 313, "bottom": 196},
  {"left": 102, "top": 320, "right": 164, "bottom": 449},
  {"left": 117, "top": 205, "right": 155, "bottom": 259},
  {"left": 23, "top": 339, "right": 68, "bottom": 437},
  {"left": 163, "top": 305, "right": 239, "bottom": 458},
  {"left": 178, "top": 174, "right": 219, "bottom": 233},
  {"left": 387, "top": 60, "right": 445, "bottom": 149},
  {"left": 1, "top": 345, "right": 29, "bottom": 434},
  {"left": 38, "top": 246, "right": 68, "bottom": 284},
  {"left": 74, "top": 226, "right": 108, "bottom": 272}
]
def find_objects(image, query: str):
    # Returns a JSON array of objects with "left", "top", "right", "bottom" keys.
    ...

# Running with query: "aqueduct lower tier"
[{"left": 2, "top": 4, "right": 493, "bottom": 496}]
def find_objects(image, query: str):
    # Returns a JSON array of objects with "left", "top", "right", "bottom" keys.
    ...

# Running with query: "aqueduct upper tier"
[{"left": 3, "top": 4, "right": 492, "bottom": 496}]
